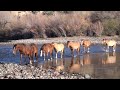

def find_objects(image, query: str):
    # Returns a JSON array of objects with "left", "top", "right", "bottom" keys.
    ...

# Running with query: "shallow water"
[{"left": 0, "top": 44, "right": 120, "bottom": 79}]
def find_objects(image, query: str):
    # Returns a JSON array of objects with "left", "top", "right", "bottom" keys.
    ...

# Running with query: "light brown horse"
[
  {"left": 52, "top": 42, "right": 64, "bottom": 59},
  {"left": 40, "top": 43, "right": 54, "bottom": 61},
  {"left": 13, "top": 43, "right": 38, "bottom": 65},
  {"left": 67, "top": 41, "right": 80, "bottom": 56},
  {"left": 69, "top": 56, "right": 81, "bottom": 73},
  {"left": 102, "top": 39, "right": 117, "bottom": 52},
  {"left": 81, "top": 39, "right": 91, "bottom": 53}
]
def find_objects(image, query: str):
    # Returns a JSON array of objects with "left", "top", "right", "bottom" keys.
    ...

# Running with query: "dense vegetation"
[{"left": 0, "top": 11, "right": 120, "bottom": 41}]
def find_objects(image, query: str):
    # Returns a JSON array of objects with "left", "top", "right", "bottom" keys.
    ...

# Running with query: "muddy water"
[{"left": 0, "top": 44, "right": 120, "bottom": 79}]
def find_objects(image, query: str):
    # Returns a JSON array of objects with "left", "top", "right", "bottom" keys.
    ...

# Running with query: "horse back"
[{"left": 41, "top": 43, "right": 54, "bottom": 52}]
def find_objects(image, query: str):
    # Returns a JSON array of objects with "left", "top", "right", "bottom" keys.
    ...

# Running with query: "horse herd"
[{"left": 12, "top": 38, "right": 117, "bottom": 65}]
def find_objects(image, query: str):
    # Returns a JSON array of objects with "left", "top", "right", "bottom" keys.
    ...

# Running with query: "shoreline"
[
  {"left": 0, "top": 62, "right": 94, "bottom": 79},
  {"left": 0, "top": 36, "right": 120, "bottom": 45}
]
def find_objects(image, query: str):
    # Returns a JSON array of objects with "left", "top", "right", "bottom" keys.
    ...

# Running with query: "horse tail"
[{"left": 40, "top": 50, "right": 43, "bottom": 57}]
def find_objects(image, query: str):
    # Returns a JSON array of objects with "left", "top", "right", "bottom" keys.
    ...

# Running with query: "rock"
[
  {"left": 15, "top": 75, "right": 22, "bottom": 79},
  {"left": 84, "top": 74, "right": 91, "bottom": 79}
]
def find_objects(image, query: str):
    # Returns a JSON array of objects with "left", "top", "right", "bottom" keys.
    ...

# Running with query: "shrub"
[{"left": 102, "top": 19, "right": 120, "bottom": 36}]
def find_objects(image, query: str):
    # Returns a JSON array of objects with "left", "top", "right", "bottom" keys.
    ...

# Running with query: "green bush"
[{"left": 102, "top": 19, "right": 120, "bottom": 36}]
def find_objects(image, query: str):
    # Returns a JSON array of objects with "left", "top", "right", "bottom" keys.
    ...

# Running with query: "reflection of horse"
[
  {"left": 13, "top": 43, "right": 38, "bottom": 65},
  {"left": 67, "top": 41, "right": 80, "bottom": 56},
  {"left": 81, "top": 53, "right": 91, "bottom": 65},
  {"left": 69, "top": 56, "right": 81, "bottom": 73},
  {"left": 40, "top": 43, "right": 54, "bottom": 61},
  {"left": 102, "top": 52, "right": 116, "bottom": 64},
  {"left": 55, "top": 58, "right": 65, "bottom": 72},
  {"left": 52, "top": 42, "right": 64, "bottom": 59},
  {"left": 102, "top": 39, "right": 117, "bottom": 52},
  {"left": 81, "top": 39, "right": 91, "bottom": 53},
  {"left": 43, "top": 60, "right": 53, "bottom": 69}
]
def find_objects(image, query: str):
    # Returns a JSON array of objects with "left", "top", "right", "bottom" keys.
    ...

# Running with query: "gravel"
[
  {"left": 0, "top": 62, "right": 95, "bottom": 79},
  {"left": 0, "top": 36, "right": 120, "bottom": 45}
]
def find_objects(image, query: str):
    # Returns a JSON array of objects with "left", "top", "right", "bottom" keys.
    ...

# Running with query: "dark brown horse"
[
  {"left": 40, "top": 43, "right": 54, "bottom": 61},
  {"left": 13, "top": 43, "right": 38, "bottom": 65}
]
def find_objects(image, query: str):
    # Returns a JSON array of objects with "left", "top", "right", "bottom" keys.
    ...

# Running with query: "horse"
[
  {"left": 102, "top": 52, "right": 116, "bottom": 64},
  {"left": 81, "top": 39, "right": 91, "bottom": 53},
  {"left": 13, "top": 43, "right": 38, "bottom": 65},
  {"left": 52, "top": 42, "right": 64, "bottom": 59},
  {"left": 102, "top": 39, "right": 117, "bottom": 52},
  {"left": 67, "top": 41, "right": 80, "bottom": 56},
  {"left": 40, "top": 43, "right": 54, "bottom": 61},
  {"left": 69, "top": 56, "right": 81, "bottom": 73}
]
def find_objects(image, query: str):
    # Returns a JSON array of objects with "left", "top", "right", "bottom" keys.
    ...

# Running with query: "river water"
[{"left": 0, "top": 44, "right": 120, "bottom": 79}]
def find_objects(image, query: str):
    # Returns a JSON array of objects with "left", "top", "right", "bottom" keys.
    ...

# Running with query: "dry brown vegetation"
[{"left": 0, "top": 11, "right": 120, "bottom": 41}]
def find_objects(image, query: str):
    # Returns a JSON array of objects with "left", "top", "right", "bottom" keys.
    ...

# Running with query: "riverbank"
[
  {"left": 0, "top": 62, "right": 94, "bottom": 79},
  {"left": 0, "top": 36, "right": 120, "bottom": 45}
]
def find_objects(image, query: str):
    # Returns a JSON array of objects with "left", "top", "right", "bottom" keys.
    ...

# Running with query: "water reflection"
[
  {"left": 69, "top": 56, "right": 81, "bottom": 73},
  {"left": 55, "top": 58, "right": 65, "bottom": 72},
  {"left": 102, "top": 52, "right": 116, "bottom": 64},
  {"left": 81, "top": 53, "right": 91, "bottom": 65}
]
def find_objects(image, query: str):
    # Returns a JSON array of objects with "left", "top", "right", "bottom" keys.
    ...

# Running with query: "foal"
[
  {"left": 67, "top": 41, "right": 80, "bottom": 56},
  {"left": 102, "top": 39, "right": 117, "bottom": 52},
  {"left": 52, "top": 42, "right": 64, "bottom": 59},
  {"left": 13, "top": 43, "right": 38, "bottom": 65},
  {"left": 40, "top": 43, "right": 54, "bottom": 61}
]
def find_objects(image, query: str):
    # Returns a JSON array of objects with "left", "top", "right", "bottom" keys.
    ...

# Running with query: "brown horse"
[
  {"left": 13, "top": 43, "right": 38, "bottom": 65},
  {"left": 40, "top": 43, "right": 54, "bottom": 61},
  {"left": 52, "top": 42, "right": 64, "bottom": 59},
  {"left": 102, "top": 39, "right": 117, "bottom": 52},
  {"left": 81, "top": 39, "right": 91, "bottom": 53},
  {"left": 67, "top": 41, "right": 80, "bottom": 56}
]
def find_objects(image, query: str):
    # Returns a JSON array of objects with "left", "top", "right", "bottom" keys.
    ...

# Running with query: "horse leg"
[
  {"left": 83, "top": 47, "right": 86, "bottom": 53},
  {"left": 29, "top": 55, "right": 34, "bottom": 65},
  {"left": 50, "top": 52, "right": 53, "bottom": 60},
  {"left": 44, "top": 53, "right": 46, "bottom": 61},
  {"left": 24, "top": 55, "right": 27, "bottom": 64},
  {"left": 87, "top": 47, "right": 90, "bottom": 53},
  {"left": 61, "top": 50, "right": 63, "bottom": 58},
  {"left": 71, "top": 49, "right": 74, "bottom": 57},
  {"left": 106, "top": 46, "right": 109, "bottom": 52},
  {"left": 77, "top": 48, "right": 79, "bottom": 56},
  {"left": 35, "top": 53, "right": 38, "bottom": 63},
  {"left": 113, "top": 45, "right": 116, "bottom": 52},
  {"left": 20, "top": 54, "right": 22, "bottom": 65},
  {"left": 55, "top": 52, "right": 58, "bottom": 59}
]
